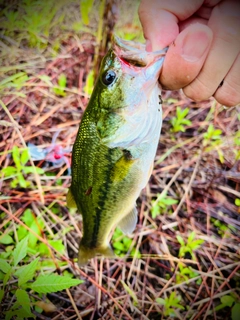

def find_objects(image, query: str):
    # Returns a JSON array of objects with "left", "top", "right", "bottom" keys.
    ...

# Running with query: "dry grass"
[{"left": 0, "top": 1, "right": 240, "bottom": 319}]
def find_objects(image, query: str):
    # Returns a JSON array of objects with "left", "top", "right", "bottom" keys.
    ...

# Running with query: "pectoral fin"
[
  {"left": 118, "top": 206, "right": 138, "bottom": 235},
  {"left": 66, "top": 189, "right": 77, "bottom": 208},
  {"left": 111, "top": 149, "right": 136, "bottom": 182}
]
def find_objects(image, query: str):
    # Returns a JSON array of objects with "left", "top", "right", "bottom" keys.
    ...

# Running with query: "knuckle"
[
  {"left": 183, "top": 77, "right": 212, "bottom": 101},
  {"left": 214, "top": 85, "right": 240, "bottom": 107},
  {"left": 215, "top": 70, "right": 240, "bottom": 106}
]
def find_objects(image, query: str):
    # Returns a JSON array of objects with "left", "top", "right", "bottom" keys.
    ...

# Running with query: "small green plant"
[
  {"left": 203, "top": 124, "right": 222, "bottom": 146},
  {"left": 1, "top": 146, "right": 44, "bottom": 188},
  {"left": 175, "top": 263, "right": 201, "bottom": 284},
  {"left": 214, "top": 294, "right": 240, "bottom": 320},
  {"left": 0, "top": 72, "right": 29, "bottom": 92},
  {"left": 53, "top": 73, "right": 67, "bottom": 96},
  {"left": 156, "top": 291, "right": 184, "bottom": 317},
  {"left": 177, "top": 231, "right": 204, "bottom": 260},
  {"left": 151, "top": 191, "right": 178, "bottom": 218},
  {"left": 14, "top": 208, "right": 65, "bottom": 257},
  {"left": 1, "top": 0, "right": 64, "bottom": 49},
  {"left": 112, "top": 228, "right": 141, "bottom": 258},
  {"left": 170, "top": 107, "right": 192, "bottom": 133},
  {"left": 211, "top": 217, "right": 235, "bottom": 237},
  {"left": 202, "top": 124, "right": 224, "bottom": 162},
  {"left": 0, "top": 237, "right": 83, "bottom": 319}
]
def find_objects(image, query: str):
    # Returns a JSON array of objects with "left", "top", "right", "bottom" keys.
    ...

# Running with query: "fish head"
[
  {"left": 96, "top": 35, "right": 166, "bottom": 109},
  {"left": 91, "top": 36, "right": 167, "bottom": 147}
]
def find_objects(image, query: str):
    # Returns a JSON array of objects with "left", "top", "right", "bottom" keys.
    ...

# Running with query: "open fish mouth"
[{"left": 112, "top": 35, "right": 167, "bottom": 68}]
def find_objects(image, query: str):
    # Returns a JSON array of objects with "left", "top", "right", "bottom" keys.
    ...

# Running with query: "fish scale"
[{"left": 67, "top": 36, "right": 166, "bottom": 266}]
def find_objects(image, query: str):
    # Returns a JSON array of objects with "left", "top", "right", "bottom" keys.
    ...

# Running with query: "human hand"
[{"left": 139, "top": 0, "right": 240, "bottom": 106}]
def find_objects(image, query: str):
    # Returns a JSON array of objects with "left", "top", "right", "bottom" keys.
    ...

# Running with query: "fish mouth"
[{"left": 112, "top": 35, "right": 167, "bottom": 68}]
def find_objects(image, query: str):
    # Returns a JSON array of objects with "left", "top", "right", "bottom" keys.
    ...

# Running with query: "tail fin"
[{"left": 78, "top": 244, "right": 115, "bottom": 266}]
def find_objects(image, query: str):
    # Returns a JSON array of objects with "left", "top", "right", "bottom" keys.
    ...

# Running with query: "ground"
[{"left": 0, "top": 1, "right": 239, "bottom": 319}]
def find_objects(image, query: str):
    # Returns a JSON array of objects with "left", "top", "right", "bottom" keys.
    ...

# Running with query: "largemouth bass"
[{"left": 67, "top": 36, "right": 166, "bottom": 266}]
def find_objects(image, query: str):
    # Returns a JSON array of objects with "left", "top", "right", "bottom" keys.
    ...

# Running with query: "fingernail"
[
  {"left": 146, "top": 39, "right": 152, "bottom": 52},
  {"left": 181, "top": 30, "right": 210, "bottom": 62}
]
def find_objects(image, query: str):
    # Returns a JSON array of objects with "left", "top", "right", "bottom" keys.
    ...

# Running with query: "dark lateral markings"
[
  {"left": 158, "top": 94, "right": 163, "bottom": 105},
  {"left": 90, "top": 148, "right": 114, "bottom": 247},
  {"left": 85, "top": 186, "right": 93, "bottom": 196}
]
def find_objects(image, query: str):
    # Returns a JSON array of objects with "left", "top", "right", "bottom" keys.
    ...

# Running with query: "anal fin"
[{"left": 118, "top": 206, "right": 138, "bottom": 235}]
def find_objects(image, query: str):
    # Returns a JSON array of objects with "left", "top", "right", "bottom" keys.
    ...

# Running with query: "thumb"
[{"left": 160, "top": 23, "right": 213, "bottom": 90}]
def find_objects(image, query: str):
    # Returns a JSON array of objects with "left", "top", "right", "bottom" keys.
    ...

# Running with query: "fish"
[{"left": 67, "top": 36, "right": 166, "bottom": 266}]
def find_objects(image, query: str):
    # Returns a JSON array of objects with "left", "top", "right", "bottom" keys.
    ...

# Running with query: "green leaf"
[
  {"left": 12, "top": 73, "right": 29, "bottom": 89},
  {"left": 14, "top": 258, "right": 39, "bottom": 286},
  {"left": 156, "top": 298, "right": 166, "bottom": 305},
  {"left": 151, "top": 206, "right": 159, "bottom": 218},
  {"left": 0, "top": 72, "right": 25, "bottom": 88},
  {"left": 12, "top": 146, "right": 21, "bottom": 169},
  {"left": 58, "top": 73, "right": 67, "bottom": 88},
  {"left": 13, "top": 236, "right": 28, "bottom": 266},
  {"left": 28, "top": 217, "right": 44, "bottom": 248},
  {"left": 220, "top": 295, "right": 235, "bottom": 307},
  {"left": 15, "top": 289, "right": 32, "bottom": 316},
  {"left": 21, "top": 208, "right": 34, "bottom": 226},
  {"left": 0, "top": 251, "right": 11, "bottom": 259},
  {"left": 0, "top": 289, "right": 4, "bottom": 303},
  {"left": 5, "top": 310, "right": 15, "bottom": 320},
  {"left": 17, "top": 225, "right": 28, "bottom": 241},
  {"left": 1, "top": 166, "right": 17, "bottom": 176},
  {"left": 0, "top": 233, "right": 14, "bottom": 244},
  {"left": 0, "top": 259, "right": 11, "bottom": 273},
  {"left": 20, "top": 149, "right": 29, "bottom": 165},
  {"left": 232, "top": 303, "right": 240, "bottom": 320},
  {"left": 23, "top": 166, "right": 44, "bottom": 174},
  {"left": 39, "top": 240, "right": 65, "bottom": 256},
  {"left": 18, "top": 173, "right": 28, "bottom": 188},
  {"left": 113, "top": 242, "right": 125, "bottom": 251},
  {"left": 176, "top": 235, "right": 185, "bottom": 246},
  {"left": 80, "top": 0, "right": 94, "bottom": 25},
  {"left": 11, "top": 178, "right": 18, "bottom": 188},
  {"left": 235, "top": 198, "right": 240, "bottom": 206},
  {"left": 3, "top": 268, "right": 12, "bottom": 286},
  {"left": 122, "top": 236, "right": 132, "bottom": 247},
  {"left": 191, "top": 239, "right": 204, "bottom": 249},
  {"left": 30, "top": 274, "right": 83, "bottom": 293},
  {"left": 161, "top": 197, "right": 178, "bottom": 206},
  {"left": 35, "top": 167, "right": 44, "bottom": 174},
  {"left": 188, "top": 231, "right": 196, "bottom": 243}
]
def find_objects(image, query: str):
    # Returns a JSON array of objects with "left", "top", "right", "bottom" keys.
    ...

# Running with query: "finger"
[
  {"left": 195, "top": 0, "right": 223, "bottom": 19},
  {"left": 183, "top": 0, "right": 240, "bottom": 101},
  {"left": 160, "top": 23, "right": 213, "bottom": 90},
  {"left": 138, "top": 0, "right": 205, "bottom": 50},
  {"left": 214, "top": 53, "right": 240, "bottom": 106},
  {"left": 179, "top": 16, "right": 208, "bottom": 32}
]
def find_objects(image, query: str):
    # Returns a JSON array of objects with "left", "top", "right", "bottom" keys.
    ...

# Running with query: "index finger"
[{"left": 138, "top": 0, "right": 204, "bottom": 50}]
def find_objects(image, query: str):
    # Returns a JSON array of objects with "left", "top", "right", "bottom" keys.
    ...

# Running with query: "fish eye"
[{"left": 102, "top": 70, "right": 116, "bottom": 86}]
